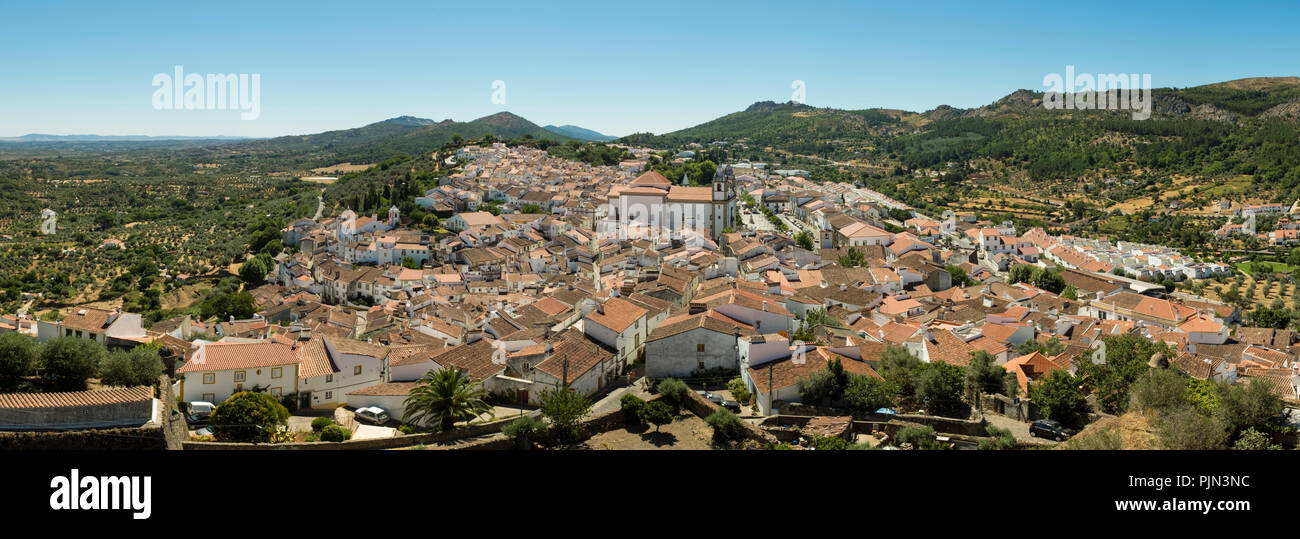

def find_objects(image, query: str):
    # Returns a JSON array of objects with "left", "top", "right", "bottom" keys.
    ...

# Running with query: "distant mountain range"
[
  {"left": 221, "top": 112, "right": 573, "bottom": 164},
  {"left": 543, "top": 125, "right": 617, "bottom": 142}
]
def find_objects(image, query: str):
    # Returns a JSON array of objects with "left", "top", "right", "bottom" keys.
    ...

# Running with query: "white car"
[{"left": 354, "top": 406, "right": 390, "bottom": 424}]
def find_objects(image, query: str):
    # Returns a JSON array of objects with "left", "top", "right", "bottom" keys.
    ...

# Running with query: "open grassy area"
[{"left": 1236, "top": 261, "right": 1297, "bottom": 276}]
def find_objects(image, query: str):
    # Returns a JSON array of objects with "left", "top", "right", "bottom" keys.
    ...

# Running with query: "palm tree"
[{"left": 402, "top": 367, "right": 494, "bottom": 431}]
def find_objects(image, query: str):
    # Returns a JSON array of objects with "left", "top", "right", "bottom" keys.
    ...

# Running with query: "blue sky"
[{"left": 2, "top": 0, "right": 1297, "bottom": 138}]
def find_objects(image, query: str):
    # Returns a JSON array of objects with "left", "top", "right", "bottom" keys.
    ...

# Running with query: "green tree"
[
  {"left": 1158, "top": 406, "right": 1229, "bottom": 450},
  {"left": 1079, "top": 335, "right": 1168, "bottom": 414},
  {"left": 620, "top": 393, "right": 646, "bottom": 424},
  {"left": 794, "top": 230, "right": 815, "bottom": 250},
  {"left": 640, "top": 401, "right": 674, "bottom": 432},
  {"left": 915, "top": 361, "right": 965, "bottom": 416},
  {"left": 539, "top": 386, "right": 592, "bottom": 443},
  {"left": 0, "top": 332, "right": 37, "bottom": 386},
  {"left": 238, "top": 254, "right": 272, "bottom": 284},
  {"left": 964, "top": 351, "right": 1006, "bottom": 412},
  {"left": 1028, "top": 369, "right": 1089, "bottom": 428},
  {"left": 838, "top": 247, "right": 866, "bottom": 268},
  {"left": 98, "top": 346, "right": 163, "bottom": 387},
  {"left": 402, "top": 367, "right": 494, "bottom": 431},
  {"left": 210, "top": 391, "right": 290, "bottom": 443},
  {"left": 844, "top": 373, "right": 896, "bottom": 412},
  {"left": 40, "top": 337, "right": 105, "bottom": 391}
]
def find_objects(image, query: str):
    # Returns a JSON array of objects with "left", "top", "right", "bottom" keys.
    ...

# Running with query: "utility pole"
[{"left": 768, "top": 362, "right": 773, "bottom": 416}]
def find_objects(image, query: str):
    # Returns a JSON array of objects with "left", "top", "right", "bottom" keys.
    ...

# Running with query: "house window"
[
  {"left": 271, "top": 367, "right": 282, "bottom": 379},
  {"left": 697, "top": 344, "right": 706, "bottom": 353},
  {"left": 326, "top": 374, "right": 333, "bottom": 383},
  {"left": 234, "top": 371, "right": 246, "bottom": 383},
  {"left": 270, "top": 387, "right": 282, "bottom": 397},
  {"left": 201, "top": 393, "right": 215, "bottom": 402},
  {"left": 202, "top": 373, "right": 215, "bottom": 384},
  {"left": 354, "top": 366, "right": 362, "bottom": 376},
  {"left": 325, "top": 391, "right": 333, "bottom": 400}
]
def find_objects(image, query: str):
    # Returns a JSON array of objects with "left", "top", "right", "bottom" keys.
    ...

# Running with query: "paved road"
[
  {"left": 590, "top": 380, "right": 652, "bottom": 416},
  {"left": 312, "top": 189, "right": 325, "bottom": 220},
  {"left": 982, "top": 413, "right": 1060, "bottom": 445}
]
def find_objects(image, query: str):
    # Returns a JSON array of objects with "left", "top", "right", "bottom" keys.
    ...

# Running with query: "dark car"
[
  {"left": 695, "top": 390, "right": 723, "bottom": 404},
  {"left": 1029, "top": 419, "right": 1076, "bottom": 441},
  {"left": 720, "top": 400, "right": 741, "bottom": 412}
]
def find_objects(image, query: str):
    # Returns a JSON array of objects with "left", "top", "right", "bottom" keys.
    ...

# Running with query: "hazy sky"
[{"left": 2, "top": 0, "right": 1298, "bottom": 138}]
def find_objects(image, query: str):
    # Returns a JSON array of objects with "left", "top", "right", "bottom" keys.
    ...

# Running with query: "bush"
[
  {"left": 978, "top": 425, "right": 1016, "bottom": 450},
  {"left": 705, "top": 408, "right": 746, "bottom": 442},
  {"left": 320, "top": 424, "right": 352, "bottom": 442},
  {"left": 895, "top": 425, "right": 941, "bottom": 449},
  {"left": 1232, "top": 427, "right": 1282, "bottom": 450},
  {"left": 811, "top": 435, "right": 850, "bottom": 450},
  {"left": 397, "top": 425, "right": 415, "bottom": 435},
  {"left": 311, "top": 417, "right": 334, "bottom": 432},
  {"left": 279, "top": 393, "right": 299, "bottom": 413},
  {"left": 210, "top": 391, "right": 290, "bottom": 443},
  {"left": 503, "top": 416, "right": 544, "bottom": 449},
  {"left": 727, "top": 377, "right": 752, "bottom": 404},
  {"left": 1158, "top": 406, "right": 1229, "bottom": 450},
  {"left": 620, "top": 394, "right": 646, "bottom": 424},
  {"left": 1130, "top": 368, "right": 1187, "bottom": 413},
  {"left": 40, "top": 337, "right": 106, "bottom": 391},
  {"left": 655, "top": 378, "right": 688, "bottom": 409}
]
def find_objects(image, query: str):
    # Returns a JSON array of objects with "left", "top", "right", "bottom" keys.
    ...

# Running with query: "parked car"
[
  {"left": 355, "top": 406, "right": 390, "bottom": 425},
  {"left": 695, "top": 390, "right": 722, "bottom": 404},
  {"left": 720, "top": 400, "right": 741, "bottom": 412},
  {"left": 186, "top": 401, "right": 215, "bottom": 426},
  {"left": 1029, "top": 419, "right": 1076, "bottom": 441}
]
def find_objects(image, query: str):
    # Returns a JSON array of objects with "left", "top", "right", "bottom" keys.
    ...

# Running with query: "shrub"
[
  {"left": 210, "top": 391, "right": 290, "bottom": 443},
  {"left": 1232, "top": 427, "right": 1282, "bottom": 450},
  {"left": 727, "top": 377, "right": 752, "bottom": 404},
  {"left": 1158, "top": 406, "right": 1229, "bottom": 450},
  {"left": 705, "top": 408, "right": 746, "bottom": 442},
  {"left": 619, "top": 394, "right": 646, "bottom": 424},
  {"left": 311, "top": 417, "right": 334, "bottom": 432},
  {"left": 655, "top": 378, "right": 688, "bottom": 409},
  {"left": 978, "top": 425, "right": 1016, "bottom": 450},
  {"left": 320, "top": 424, "right": 352, "bottom": 442},
  {"left": 503, "top": 416, "right": 544, "bottom": 449},
  {"left": 279, "top": 393, "right": 299, "bottom": 413},
  {"left": 895, "top": 425, "right": 938, "bottom": 449},
  {"left": 810, "top": 435, "right": 850, "bottom": 450},
  {"left": 397, "top": 425, "right": 415, "bottom": 435}
]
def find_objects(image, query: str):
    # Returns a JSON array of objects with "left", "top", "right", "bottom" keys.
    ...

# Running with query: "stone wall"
[
  {"left": 183, "top": 412, "right": 525, "bottom": 450},
  {"left": 0, "top": 426, "right": 166, "bottom": 450}
]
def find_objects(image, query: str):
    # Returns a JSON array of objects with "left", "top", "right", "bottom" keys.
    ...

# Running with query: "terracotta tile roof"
[
  {"left": 296, "top": 338, "right": 337, "bottom": 378},
  {"left": 748, "top": 348, "right": 882, "bottom": 394},
  {"left": 347, "top": 381, "right": 419, "bottom": 397},
  {"left": 647, "top": 311, "right": 756, "bottom": 342},
  {"left": 535, "top": 330, "right": 613, "bottom": 381},
  {"left": 429, "top": 339, "right": 503, "bottom": 382},
  {"left": 0, "top": 386, "right": 153, "bottom": 409},
  {"left": 586, "top": 297, "right": 648, "bottom": 333},
  {"left": 177, "top": 341, "right": 299, "bottom": 373}
]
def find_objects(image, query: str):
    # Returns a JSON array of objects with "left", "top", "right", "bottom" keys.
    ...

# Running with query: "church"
[{"left": 602, "top": 166, "right": 738, "bottom": 242}]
